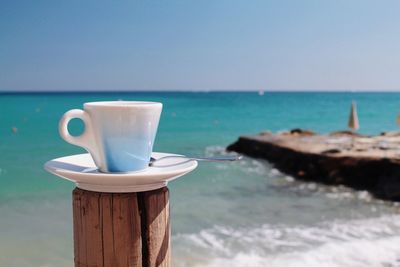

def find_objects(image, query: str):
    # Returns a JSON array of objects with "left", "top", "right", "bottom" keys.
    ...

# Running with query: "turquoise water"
[{"left": 1, "top": 92, "right": 400, "bottom": 266}]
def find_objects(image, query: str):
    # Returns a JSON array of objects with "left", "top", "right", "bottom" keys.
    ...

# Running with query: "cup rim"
[{"left": 84, "top": 101, "right": 162, "bottom": 108}]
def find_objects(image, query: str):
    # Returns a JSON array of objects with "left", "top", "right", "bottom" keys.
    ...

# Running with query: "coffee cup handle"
[{"left": 59, "top": 109, "right": 98, "bottom": 158}]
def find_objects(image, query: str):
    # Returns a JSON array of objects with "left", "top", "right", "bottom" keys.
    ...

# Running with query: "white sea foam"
[
  {"left": 173, "top": 214, "right": 400, "bottom": 267},
  {"left": 204, "top": 145, "right": 231, "bottom": 157},
  {"left": 202, "top": 236, "right": 400, "bottom": 267},
  {"left": 192, "top": 146, "right": 400, "bottom": 267},
  {"left": 204, "top": 145, "right": 270, "bottom": 175}
]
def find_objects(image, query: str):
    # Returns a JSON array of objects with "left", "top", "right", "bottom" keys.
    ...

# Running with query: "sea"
[{"left": 1, "top": 92, "right": 400, "bottom": 267}]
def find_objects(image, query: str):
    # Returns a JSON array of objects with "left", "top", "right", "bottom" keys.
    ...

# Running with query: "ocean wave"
[
  {"left": 204, "top": 145, "right": 271, "bottom": 175},
  {"left": 202, "top": 145, "right": 393, "bottom": 205},
  {"left": 173, "top": 214, "right": 400, "bottom": 267},
  {"left": 204, "top": 145, "right": 236, "bottom": 157}
]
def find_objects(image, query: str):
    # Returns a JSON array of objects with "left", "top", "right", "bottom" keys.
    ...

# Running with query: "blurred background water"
[{"left": 1, "top": 92, "right": 400, "bottom": 267}]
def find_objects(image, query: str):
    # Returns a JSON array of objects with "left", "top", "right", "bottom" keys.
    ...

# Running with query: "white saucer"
[{"left": 44, "top": 152, "right": 198, "bottom": 192}]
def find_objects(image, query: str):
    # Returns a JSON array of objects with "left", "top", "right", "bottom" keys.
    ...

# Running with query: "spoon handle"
[
  {"left": 172, "top": 155, "right": 242, "bottom": 162},
  {"left": 150, "top": 155, "right": 242, "bottom": 164}
]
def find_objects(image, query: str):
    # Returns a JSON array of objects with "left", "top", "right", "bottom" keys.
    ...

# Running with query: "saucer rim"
[
  {"left": 44, "top": 152, "right": 198, "bottom": 192},
  {"left": 44, "top": 152, "right": 197, "bottom": 178}
]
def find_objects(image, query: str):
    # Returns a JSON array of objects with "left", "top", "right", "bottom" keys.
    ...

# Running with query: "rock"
[
  {"left": 290, "top": 128, "right": 315, "bottom": 136},
  {"left": 380, "top": 131, "right": 400, "bottom": 137},
  {"left": 329, "top": 130, "right": 364, "bottom": 137},
  {"left": 227, "top": 129, "right": 400, "bottom": 202},
  {"left": 321, "top": 149, "right": 341, "bottom": 154}
]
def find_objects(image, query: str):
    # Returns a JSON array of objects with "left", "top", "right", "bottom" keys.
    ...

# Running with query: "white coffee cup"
[{"left": 59, "top": 101, "right": 162, "bottom": 173}]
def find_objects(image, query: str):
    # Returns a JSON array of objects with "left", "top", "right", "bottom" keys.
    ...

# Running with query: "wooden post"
[{"left": 72, "top": 187, "right": 170, "bottom": 267}]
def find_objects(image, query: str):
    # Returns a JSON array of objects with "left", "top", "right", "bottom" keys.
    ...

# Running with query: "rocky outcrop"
[{"left": 227, "top": 130, "right": 400, "bottom": 201}]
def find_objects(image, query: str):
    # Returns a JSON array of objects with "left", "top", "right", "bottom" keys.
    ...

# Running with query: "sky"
[{"left": 1, "top": 0, "right": 400, "bottom": 92}]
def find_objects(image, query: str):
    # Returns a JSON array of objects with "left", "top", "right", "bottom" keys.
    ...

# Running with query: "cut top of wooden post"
[{"left": 73, "top": 187, "right": 170, "bottom": 267}]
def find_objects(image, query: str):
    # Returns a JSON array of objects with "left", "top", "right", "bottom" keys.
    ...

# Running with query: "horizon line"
[{"left": 1, "top": 89, "right": 400, "bottom": 94}]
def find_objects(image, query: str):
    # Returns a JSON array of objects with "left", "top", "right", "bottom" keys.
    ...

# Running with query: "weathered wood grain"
[
  {"left": 140, "top": 187, "right": 170, "bottom": 267},
  {"left": 72, "top": 187, "right": 170, "bottom": 267}
]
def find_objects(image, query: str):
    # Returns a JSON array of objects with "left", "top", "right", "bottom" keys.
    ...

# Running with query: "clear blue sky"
[{"left": 1, "top": 0, "right": 400, "bottom": 91}]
